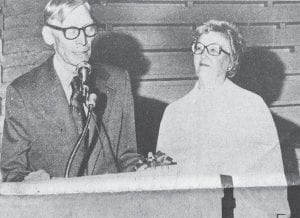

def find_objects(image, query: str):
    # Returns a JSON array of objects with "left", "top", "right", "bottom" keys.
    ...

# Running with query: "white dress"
[{"left": 157, "top": 79, "right": 285, "bottom": 177}]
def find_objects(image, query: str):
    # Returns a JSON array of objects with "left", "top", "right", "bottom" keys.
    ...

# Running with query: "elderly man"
[{"left": 1, "top": 0, "right": 141, "bottom": 182}]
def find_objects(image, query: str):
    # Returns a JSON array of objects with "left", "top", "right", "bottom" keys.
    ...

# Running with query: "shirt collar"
[{"left": 53, "top": 55, "right": 77, "bottom": 89}]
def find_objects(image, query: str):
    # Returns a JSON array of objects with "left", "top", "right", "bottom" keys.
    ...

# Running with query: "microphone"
[
  {"left": 87, "top": 93, "right": 97, "bottom": 109},
  {"left": 76, "top": 61, "right": 91, "bottom": 99}
]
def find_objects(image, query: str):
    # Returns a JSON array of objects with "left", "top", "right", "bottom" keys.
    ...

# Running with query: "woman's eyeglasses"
[
  {"left": 192, "top": 42, "right": 230, "bottom": 56},
  {"left": 45, "top": 23, "right": 98, "bottom": 40}
]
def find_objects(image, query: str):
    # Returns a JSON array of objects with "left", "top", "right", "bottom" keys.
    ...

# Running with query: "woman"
[{"left": 156, "top": 20, "right": 285, "bottom": 176}]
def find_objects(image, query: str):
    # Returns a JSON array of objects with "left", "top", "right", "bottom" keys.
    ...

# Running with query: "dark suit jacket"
[{"left": 1, "top": 57, "right": 141, "bottom": 182}]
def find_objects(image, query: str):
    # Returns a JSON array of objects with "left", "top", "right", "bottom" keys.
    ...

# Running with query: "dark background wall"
[{"left": 0, "top": 0, "right": 300, "bottom": 162}]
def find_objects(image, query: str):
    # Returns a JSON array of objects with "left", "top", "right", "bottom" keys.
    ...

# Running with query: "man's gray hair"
[{"left": 44, "top": 0, "right": 91, "bottom": 24}]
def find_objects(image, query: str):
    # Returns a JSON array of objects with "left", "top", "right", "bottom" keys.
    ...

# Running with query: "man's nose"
[
  {"left": 199, "top": 48, "right": 210, "bottom": 59},
  {"left": 76, "top": 30, "right": 87, "bottom": 45},
  {"left": 202, "top": 47, "right": 210, "bottom": 55}
]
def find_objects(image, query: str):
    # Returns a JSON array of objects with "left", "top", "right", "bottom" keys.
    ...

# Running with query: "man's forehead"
[{"left": 51, "top": 4, "right": 93, "bottom": 27}]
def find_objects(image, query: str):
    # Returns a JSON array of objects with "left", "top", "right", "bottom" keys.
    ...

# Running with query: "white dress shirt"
[{"left": 53, "top": 56, "right": 76, "bottom": 104}]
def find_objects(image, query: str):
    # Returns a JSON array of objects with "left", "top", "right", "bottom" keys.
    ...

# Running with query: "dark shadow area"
[
  {"left": 0, "top": 97, "right": 2, "bottom": 116},
  {"left": 90, "top": 32, "right": 167, "bottom": 157},
  {"left": 90, "top": 32, "right": 149, "bottom": 79},
  {"left": 232, "top": 47, "right": 300, "bottom": 217},
  {"left": 134, "top": 97, "right": 167, "bottom": 156}
]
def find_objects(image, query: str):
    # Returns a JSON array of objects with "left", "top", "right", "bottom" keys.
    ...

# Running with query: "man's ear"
[
  {"left": 42, "top": 26, "right": 54, "bottom": 45},
  {"left": 229, "top": 55, "right": 236, "bottom": 69}
]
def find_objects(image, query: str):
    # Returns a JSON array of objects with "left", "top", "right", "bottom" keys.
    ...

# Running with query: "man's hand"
[{"left": 23, "top": 169, "right": 50, "bottom": 182}]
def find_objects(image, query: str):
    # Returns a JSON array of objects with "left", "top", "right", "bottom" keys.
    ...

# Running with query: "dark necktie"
[{"left": 70, "top": 75, "right": 86, "bottom": 134}]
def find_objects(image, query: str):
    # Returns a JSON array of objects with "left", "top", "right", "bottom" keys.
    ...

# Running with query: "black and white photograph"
[{"left": 0, "top": 0, "right": 299, "bottom": 217}]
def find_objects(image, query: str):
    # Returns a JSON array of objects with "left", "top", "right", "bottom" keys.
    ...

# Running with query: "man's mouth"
[
  {"left": 200, "top": 63, "right": 209, "bottom": 67},
  {"left": 74, "top": 48, "right": 89, "bottom": 53},
  {"left": 74, "top": 50, "right": 88, "bottom": 54}
]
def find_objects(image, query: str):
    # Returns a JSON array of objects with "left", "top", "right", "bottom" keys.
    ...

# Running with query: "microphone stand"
[
  {"left": 64, "top": 86, "right": 120, "bottom": 177},
  {"left": 65, "top": 62, "right": 94, "bottom": 178},
  {"left": 221, "top": 175, "right": 235, "bottom": 218},
  {"left": 90, "top": 113, "right": 121, "bottom": 173},
  {"left": 64, "top": 103, "right": 94, "bottom": 178}
]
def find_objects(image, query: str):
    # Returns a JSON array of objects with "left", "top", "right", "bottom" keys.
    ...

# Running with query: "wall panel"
[
  {"left": 0, "top": 0, "right": 3, "bottom": 143},
  {"left": 271, "top": 48, "right": 300, "bottom": 75},
  {"left": 5, "top": 12, "right": 43, "bottom": 30},
  {"left": 272, "top": 106, "right": 300, "bottom": 127},
  {"left": 269, "top": 76, "right": 300, "bottom": 106},
  {"left": 4, "top": 37, "right": 49, "bottom": 54},
  {"left": 3, "top": 24, "right": 300, "bottom": 55},
  {"left": 92, "top": 4, "right": 300, "bottom": 24},
  {"left": 143, "top": 52, "right": 194, "bottom": 79},
  {"left": 137, "top": 76, "right": 300, "bottom": 106},
  {"left": 3, "top": 26, "right": 43, "bottom": 41}
]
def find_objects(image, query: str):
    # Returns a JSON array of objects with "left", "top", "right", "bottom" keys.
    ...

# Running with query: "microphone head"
[
  {"left": 87, "top": 93, "right": 97, "bottom": 108},
  {"left": 76, "top": 61, "right": 91, "bottom": 82}
]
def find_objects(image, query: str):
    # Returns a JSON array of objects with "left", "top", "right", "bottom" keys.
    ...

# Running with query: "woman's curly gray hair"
[{"left": 193, "top": 20, "right": 246, "bottom": 78}]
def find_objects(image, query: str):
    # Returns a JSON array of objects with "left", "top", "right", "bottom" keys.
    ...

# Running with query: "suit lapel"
[{"left": 35, "top": 58, "right": 79, "bottom": 140}]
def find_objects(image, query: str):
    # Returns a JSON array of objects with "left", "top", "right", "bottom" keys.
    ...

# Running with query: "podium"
[{"left": 0, "top": 166, "right": 290, "bottom": 218}]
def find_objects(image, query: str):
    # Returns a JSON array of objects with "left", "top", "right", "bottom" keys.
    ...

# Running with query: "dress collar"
[{"left": 188, "top": 78, "right": 231, "bottom": 103}]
